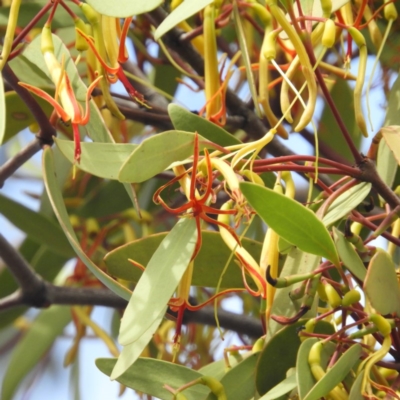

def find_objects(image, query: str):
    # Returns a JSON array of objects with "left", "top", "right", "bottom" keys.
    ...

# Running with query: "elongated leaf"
[
  {"left": 206, "top": 353, "right": 259, "bottom": 400},
  {"left": 364, "top": 249, "right": 400, "bottom": 315},
  {"left": 304, "top": 344, "right": 361, "bottom": 400},
  {"left": 1, "top": 91, "right": 53, "bottom": 145},
  {"left": 155, "top": 0, "right": 213, "bottom": 40},
  {"left": 96, "top": 357, "right": 209, "bottom": 400},
  {"left": 119, "top": 131, "right": 207, "bottom": 183},
  {"left": 55, "top": 138, "right": 137, "bottom": 180},
  {"left": 297, "top": 338, "right": 318, "bottom": 400},
  {"left": 319, "top": 79, "right": 360, "bottom": 163},
  {"left": 118, "top": 218, "right": 197, "bottom": 346},
  {"left": 1, "top": 306, "right": 71, "bottom": 400},
  {"left": 257, "top": 320, "right": 334, "bottom": 396},
  {"left": 0, "top": 193, "right": 74, "bottom": 257},
  {"left": 104, "top": 231, "right": 262, "bottom": 288},
  {"left": 111, "top": 310, "right": 166, "bottom": 380},
  {"left": 42, "top": 147, "right": 131, "bottom": 300},
  {"left": 0, "top": 72, "right": 5, "bottom": 143},
  {"left": 240, "top": 182, "right": 339, "bottom": 266},
  {"left": 381, "top": 126, "right": 400, "bottom": 165},
  {"left": 349, "top": 371, "right": 364, "bottom": 400},
  {"left": 168, "top": 104, "right": 240, "bottom": 147},
  {"left": 259, "top": 374, "right": 297, "bottom": 400},
  {"left": 322, "top": 182, "right": 371, "bottom": 226},
  {"left": 85, "top": 0, "right": 162, "bottom": 18},
  {"left": 333, "top": 228, "right": 366, "bottom": 281},
  {"left": 377, "top": 73, "right": 400, "bottom": 187}
]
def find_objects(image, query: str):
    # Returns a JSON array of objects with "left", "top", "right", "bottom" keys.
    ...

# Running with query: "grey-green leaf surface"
[
  {"left": 119, "top": 131, "right": 206, "bottom": 183},
  {"left": 168, "top": 104, "right": 241, "bottom": 146},
  {"left": 206, "top": 353, "right": 259, "bottom": 400},
  {"left": 104, "top": 231, "right": 262, "bottom": 288},
  {"left": 155, "top": 0, "right": 214, "bottom": 40},
  {"left": 42, "top": 147, "right": 131, "bottom": 301},
  {"left": 257, "top": 320, "right": 335, "bottom": 395},
  {"left": 111, "top": 311, "right": 166, "bottom": 380},
  {"left": 55, "top": 138, "right": 137, "bottom": 180},
  {"left": 118, "top": 218, "right": 197, "bottom": 346},
  {"left": 381, "top": 126, "right": 400, "bottom": 165},
  {"left": 297, "top": 338, "right": 318, "bottom": 400},
  {"left": 259, "top": 374, "right": 297, "bottom": 400},
  {"left": 1, "top": 306, "right": 71, "bottom": 400},
  {"left": 364, "top": 249, "right": 400, "bottom": 315},
  {"left": 0, "top": 193, "right": 74, "bottom": 257},
  {"left": 85, "top": 0, "right": 163, "bottom": 18},
  {"left": 377, "top": 73, "right": 400, "bottom": 187},
  {"left": 96, "top": 357, "right": 209, "bottom": 400},
  {"left": 333, "top": 227, "right": 366, "bottom": 281},
  {"left": 0, "top": 91, "right": 53, "bottom": 145},
  {"left": 322, "top": 182, "right": 371, "bottom": 226},
  {"left": 349, "top": 371, "right": 364, "bottom": 400},
  {"left": 303, "top": 343, "right": 361, "bottom": 400},
  {"left": 240, "top": 182, "right": 339, "bottom": 266}
]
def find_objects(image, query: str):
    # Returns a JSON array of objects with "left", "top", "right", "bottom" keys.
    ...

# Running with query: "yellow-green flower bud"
[
  {"left": 324, "top": 283, "right": 342, "bottom": 308},
  {"left": 322, "top": 19, "right": 336, "bottom": 48},
  {"left": 342, "top": 289, "right": 361, "bottom": 307},
  {"left": 384, "top": 0, "right": 398, "bottom": 21},
  {"left": 370, "top": 314, "right": 391, "bottom": 336}
]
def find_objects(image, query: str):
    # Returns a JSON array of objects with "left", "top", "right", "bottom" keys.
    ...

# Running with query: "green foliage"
[{"left": 1, "top": 0, "right": 400, "bottom": 399}]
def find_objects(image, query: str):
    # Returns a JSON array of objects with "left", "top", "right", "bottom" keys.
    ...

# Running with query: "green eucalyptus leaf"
[
  {"left": 380, "top": 126, "right": 400, "bottom": 165},
  {"left": 96, "top": 357, "right": 209, "bottom": 400},
  {"left": 322, "top": 182, "right": 371, "bottom": 227},
  {"left": 303, "top": 343, "right": 361, "bottom": 400},
  {"left": 0, "top": 193, "right": 74, "bottom": 257},
  {"left": 348, "top": 371, "right": 365, "bottom": 400},
  {"left": 55, "top": 138, "right": 137, "bottom": 180},
  {"left": 111, "top": 311, "right": 166, "bottom": 380},
  {"left": 333, "top": 227, "right": 366, "bottom": 281},
  {"left": 319, "top": 79, "right": 360, "bottom": 163},
  {"left": 1, "top": 91, "right": 53, "bottom": 145},
  {"left": 259, "top": 373, "right": 297, "bottom": 400},
  {"left": 240, "top": 182, "right": 339, "bottom": 266},
  {"left": 257, "top": 320, "right": 335, "bottom": 395},
  {"left": 85, "top": 0, "right": 162, "bottom": 18},
  {"left": 364, "top": 249, "right": 400, "bottom": 315},
  {"left": 297, "top": 338, "right": 318, "bottom": 400},
  {"left": 168, "top": 104, "right": 240, "bottom": 146},
  {"left": 104, "top": 231, "right": 262, "bottom": 288},
  {"left": 78, "top": 180, "right": 133, "bottom": 218},
  {"left": 119, "top": 131, "right": 207, "bottom": 183},
  {"left": 42, "top": 147, "right": 131, "bottom": 301},
  {"left": 206, "top": 353, "right": 259, "bottom": 400},
  {"left": 118, "top": 218, "right": 197, "bottom": 346},
  {"left": 155, "top": 0, "right": 213, "bottom": 40},
  {"left": 1, "top": 306, "right": 71, "bottom": 400},
  {"left": 377, "top": 73, "right": 400, "bottom": 187}
]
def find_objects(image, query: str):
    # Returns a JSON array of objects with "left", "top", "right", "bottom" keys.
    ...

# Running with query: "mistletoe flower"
[{"left": 19, "top": 24, "right": 102, "bottom": 163}]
